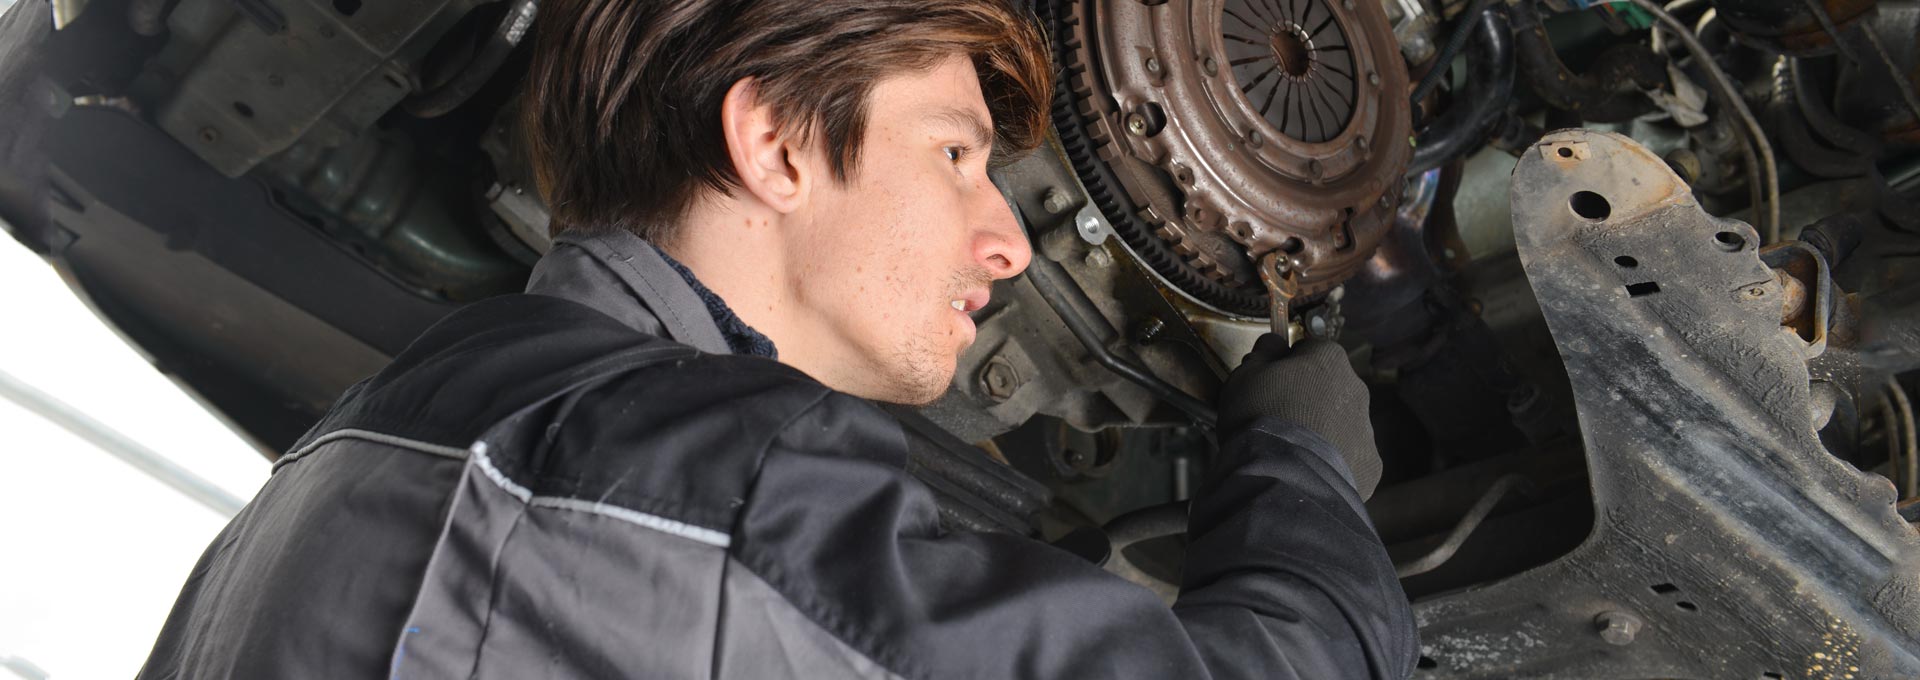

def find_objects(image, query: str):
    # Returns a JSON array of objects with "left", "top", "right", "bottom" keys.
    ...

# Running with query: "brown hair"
[{"left": 522, "top": 0, "right": 1052, "bottom": 242}]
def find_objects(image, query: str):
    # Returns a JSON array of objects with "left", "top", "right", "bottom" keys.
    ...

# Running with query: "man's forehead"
[
  {"left": 866, "top": 55, "right": 993, "bottom": 137},
  {"left": 922, "top": 105, "right": 995, "bottom": 149}
]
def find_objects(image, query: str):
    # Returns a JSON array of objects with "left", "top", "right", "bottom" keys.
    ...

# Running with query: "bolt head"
[
  {"left": 1203, "top": 56, "right": 1218, "bottom": 76},
  {"left": 1043, "top": 187, "right": 1074, "bottom": 214},
  {"left": 982, "top": 359, "right": 1022, "bottom": 400},
  {"left": 1126, "top": 113, "right": 1148, "bottom": 136},
  {"left": 1594, "top": 611, "right": 1642, "bottom": 646},
  {"left": 1368, "top": 71, "right": 1380, "bottom": 86},
  {"left": 1247, "top": 129, "right": 1263, "bottom": 147},
  {"left": 1145, "top": 57, "right": 1161, "bottom": 74},
  {"left": 1134, "top": 316, "right": 1167, "bottom": 344},
  {"left": 1085, "top": 248, "right": 1113, "bottom": 268}
]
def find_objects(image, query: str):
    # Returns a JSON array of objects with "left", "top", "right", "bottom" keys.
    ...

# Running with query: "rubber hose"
[
  {"left": 1409, "top": 5, "right": 1513, "bottom": 176},
  {"left": 404, "top": 0, "right": 538, "bottom": 118},
  {"left": 1512, "top": 0, "right": 1664, "bottom": 123}
]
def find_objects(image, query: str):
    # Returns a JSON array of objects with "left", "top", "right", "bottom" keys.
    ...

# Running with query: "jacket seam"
[
  {"left": 464, "top": 494, "right": 530, "bottom": 680},
  {"left": 728, "top": 391, "right": 927, "bottom": 680},
  {"left": 273, "top": 428, "right": 470, "bottom": 472},
  {"left": 469, "top": 442, "right": 733, "bottom": 548}
]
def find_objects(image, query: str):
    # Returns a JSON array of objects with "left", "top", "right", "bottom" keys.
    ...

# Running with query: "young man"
[{"left": 140, "top": 0, "right": 1416, "bottom": 677}]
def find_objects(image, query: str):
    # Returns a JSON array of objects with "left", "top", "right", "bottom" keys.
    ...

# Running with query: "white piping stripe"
[
  {"left": 275, "top": 429, "right": 471, "bottom": 471},
  {"left": 466, "top": 441, "right": 732, "bottom": 548},
  {"left": 467, "top": 441, "right": 533, "bottom": 503},
  {"left": 529, "top": 496, "right": 733, "bottom": 547}
]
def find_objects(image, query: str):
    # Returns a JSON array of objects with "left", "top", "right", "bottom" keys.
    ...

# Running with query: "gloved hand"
[{"left": 1218, "top": 335, "right": 1384, "bottom": 499}]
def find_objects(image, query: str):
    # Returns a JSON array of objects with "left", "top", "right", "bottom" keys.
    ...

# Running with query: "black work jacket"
[{"left": 138, "top": 229, "right": 1418, "bottom": 679}]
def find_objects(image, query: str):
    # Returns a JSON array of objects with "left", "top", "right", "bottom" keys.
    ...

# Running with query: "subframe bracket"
[{"left": 1410, "top": 130, "right": 1920, "bottom": 677}]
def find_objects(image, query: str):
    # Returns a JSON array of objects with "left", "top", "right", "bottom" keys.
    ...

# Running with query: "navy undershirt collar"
[{"left": 651, "top": 246, "right": 779, "bottom": 359}]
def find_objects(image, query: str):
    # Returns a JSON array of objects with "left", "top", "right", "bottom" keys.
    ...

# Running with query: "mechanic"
[{"left": 138, "top": 0, "right": 1416, "bottom": 677}]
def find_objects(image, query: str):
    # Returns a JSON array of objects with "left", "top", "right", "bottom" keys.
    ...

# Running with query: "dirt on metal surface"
[{"left": 1409, "top": 129, "right": 1920, "bottom": 678}]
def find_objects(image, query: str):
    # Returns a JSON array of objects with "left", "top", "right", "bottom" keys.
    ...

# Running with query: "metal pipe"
[
  {"left": 1394, "top": 474, "right": 1523, "bottom": 578},
  {"left": 0, "top": 370, "right": 246, "bottom": 517},
  {"left": 1627, "top": 0, "right": 1781, "bottom": 243},
  {"left": 1024, "top": 254, "right": 1219, "bottom": 427}
]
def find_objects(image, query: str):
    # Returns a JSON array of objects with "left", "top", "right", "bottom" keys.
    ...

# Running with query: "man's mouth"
[{"left": 949, "top": 288, "right": 990, "bottom": 313}]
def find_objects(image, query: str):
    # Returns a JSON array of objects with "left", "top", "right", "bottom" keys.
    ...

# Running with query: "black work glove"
[{"left": 1218, "top": 335, "right": 1384, "bottom": 499}]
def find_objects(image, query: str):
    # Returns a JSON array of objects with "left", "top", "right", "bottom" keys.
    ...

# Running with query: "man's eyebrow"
[{"left": 927, "top": 106, "right": 995, "bottom": 151}]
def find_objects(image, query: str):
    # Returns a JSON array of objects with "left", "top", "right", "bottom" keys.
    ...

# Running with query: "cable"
[
  {"left": 1626, "top": 0, "right": 1780, "bottom": 243},
  {"left": 1859, "top": 28, "right": 1920, "bottom": 129},
  {"left": 1886, "top": 378, "right": 1917, "bottom": 499},
  {"left": 1408, "top": 0, "right": 1497, "bottom": 117},
  {"left": 1024, "top": 254, "right": 1220, "bottom": 427}
]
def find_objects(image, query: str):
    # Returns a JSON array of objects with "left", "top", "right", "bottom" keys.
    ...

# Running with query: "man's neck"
[{"left": 658, "top": 205, "right": 837, "bottom": 383}]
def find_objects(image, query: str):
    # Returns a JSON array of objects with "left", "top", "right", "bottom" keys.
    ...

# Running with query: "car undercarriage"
[{"left": 2, "top": 0, "right": 1919, "bottom": 674}]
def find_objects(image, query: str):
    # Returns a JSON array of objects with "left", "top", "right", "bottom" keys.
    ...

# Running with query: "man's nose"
[{"left": 974, "top": 182, "right": 1033, "bottom": 280}]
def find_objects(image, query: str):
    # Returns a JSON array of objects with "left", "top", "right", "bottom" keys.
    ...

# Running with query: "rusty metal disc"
[{"left": 1048, "top": 0, "right": 1412, "bottom": 311}]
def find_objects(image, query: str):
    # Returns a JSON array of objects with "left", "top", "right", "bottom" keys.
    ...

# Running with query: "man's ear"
[{"left": 720, "top": 78, "right": 808, "bottom": 214}]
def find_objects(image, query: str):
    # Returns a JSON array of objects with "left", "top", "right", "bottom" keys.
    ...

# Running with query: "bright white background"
[{"left": 0, "top": 217, "right": 270, "bottom": 679}]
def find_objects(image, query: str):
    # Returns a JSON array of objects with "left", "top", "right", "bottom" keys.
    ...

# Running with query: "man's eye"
[{"left": 944, "top": 146, "right": 967, "bottom": 163}]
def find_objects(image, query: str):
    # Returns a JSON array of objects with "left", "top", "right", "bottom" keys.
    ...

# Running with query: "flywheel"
[{"left": 1047, "top": 0, "right": 1413, "bottom": 315}]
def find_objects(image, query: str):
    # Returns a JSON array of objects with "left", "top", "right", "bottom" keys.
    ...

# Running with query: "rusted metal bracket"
[{"left": 1410, "top": 130, "right": 1920, "bottom": 678}]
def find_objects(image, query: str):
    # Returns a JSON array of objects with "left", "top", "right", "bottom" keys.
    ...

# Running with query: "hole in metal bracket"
[
  {"left": 1626, "top": 282, "right": 1661, "bottom": 297},
  {"left": 1570, "top": 191, "right": 1611, "bottom": 221},
  {"left": 1714, "top": 231, "right": 1747, "bottom": 251}
]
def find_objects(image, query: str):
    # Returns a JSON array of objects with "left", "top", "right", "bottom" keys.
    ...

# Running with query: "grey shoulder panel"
[
  {"left": 717, "top": 559, "right": 905, "bottom": 680},
  {"left": 390, "top": 448, "right": 730, "bottom": 679},
  {"left": 388, "top": 444, "right": 905, "bottom": 680}
]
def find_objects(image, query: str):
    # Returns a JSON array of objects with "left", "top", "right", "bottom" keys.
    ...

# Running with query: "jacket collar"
[{"left": 523, "top": 228, "right": 741, "bottom": 355}]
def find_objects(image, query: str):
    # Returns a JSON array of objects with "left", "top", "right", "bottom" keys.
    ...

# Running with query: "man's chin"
[
  {"left": 860, "top": 356, "right": 955, "bottom": 406},
  {"left": 877, "top": 368, "right": 955, "bottom": 407}
]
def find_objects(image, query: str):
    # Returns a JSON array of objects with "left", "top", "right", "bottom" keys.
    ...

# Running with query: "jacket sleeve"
[
  {"left": 731, "top": 392, "right": 1418, "bottom": 680},
  {"left": 1172, "top": 415, "right": 1420, "bottom": 679}
]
